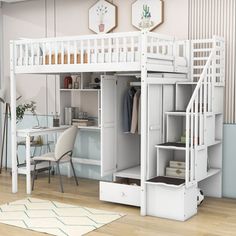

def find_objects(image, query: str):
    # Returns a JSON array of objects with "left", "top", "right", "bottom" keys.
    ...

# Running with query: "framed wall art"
[
  {"left": 132, "top": 0, "right": 164, "bottom": 31},
  {"left": 89, "top": 0, "right": 117, "bottom": 34}
]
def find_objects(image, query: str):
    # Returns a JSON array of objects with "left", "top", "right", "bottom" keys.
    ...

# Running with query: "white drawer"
[{"left": 100, "top": 180, "right": 141, "bottom": 207}]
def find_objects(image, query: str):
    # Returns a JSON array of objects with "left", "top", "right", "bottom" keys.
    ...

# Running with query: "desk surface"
[{"left": 17, "top": 125, "right": 70, "bottom": 137}]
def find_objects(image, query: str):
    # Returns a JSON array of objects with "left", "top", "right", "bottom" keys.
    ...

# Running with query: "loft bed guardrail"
[{"left": 11, "top": 31, "right": 189, "bottom": 74}]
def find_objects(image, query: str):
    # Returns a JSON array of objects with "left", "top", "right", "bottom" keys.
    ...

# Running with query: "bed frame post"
[
  {"left": 140, "top": 30, "right": 148, "bottom": 216},
  {"left": 10, "top": 40, "right": 18, "bottom": 193}
]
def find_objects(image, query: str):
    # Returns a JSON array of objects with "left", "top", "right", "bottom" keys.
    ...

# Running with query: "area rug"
[{"left": 0, "top": 198, "right": 124, "bottom": 236}]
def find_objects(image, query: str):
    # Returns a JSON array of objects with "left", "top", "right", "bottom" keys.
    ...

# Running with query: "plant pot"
[{"left": 99, "top": 23, "right": 105, "bottom": 32}]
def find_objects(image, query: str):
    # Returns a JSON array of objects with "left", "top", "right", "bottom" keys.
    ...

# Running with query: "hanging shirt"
[
  {"left": 130, "top": 89, "right": 141, "bottom": 134},
  {"left": 138, "top": 94, "right": 141, "bottom": 134},
  {"left": 123, "top": 87, "right": 136, "bottom": 133}
]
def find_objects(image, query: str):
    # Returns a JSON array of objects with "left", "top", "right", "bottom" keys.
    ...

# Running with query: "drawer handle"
[{"left": 121, "top": 192, "right": 126, "bottom": 197}]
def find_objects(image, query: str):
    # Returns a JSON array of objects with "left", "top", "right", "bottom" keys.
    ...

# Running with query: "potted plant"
[{"left": 16, "top": 101, "right": 37, "bottom": 123}]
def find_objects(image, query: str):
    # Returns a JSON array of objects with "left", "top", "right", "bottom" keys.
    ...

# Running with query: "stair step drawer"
[{"left": 100, "top": 179, "right": 141, "bottom": 207}]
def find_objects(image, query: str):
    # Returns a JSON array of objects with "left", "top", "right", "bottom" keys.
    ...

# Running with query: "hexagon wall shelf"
[
  {"left": 89, "top": 0, "right": 117, "bottom": 34},
  {"left": 132, "top": 0, "right": 164, "bottom": 31}
]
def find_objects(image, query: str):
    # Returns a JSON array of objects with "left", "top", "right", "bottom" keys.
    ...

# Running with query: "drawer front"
[{"left": 100, "top": 181, "right": 140, "bottom": 207}]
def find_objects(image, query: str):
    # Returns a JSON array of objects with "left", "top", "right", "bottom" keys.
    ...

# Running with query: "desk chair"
[{"left": 32, "top": 126, "right": 78, "bottom": 193}]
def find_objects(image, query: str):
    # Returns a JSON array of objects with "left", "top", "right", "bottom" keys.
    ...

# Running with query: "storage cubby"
[
  {"left": 175, "top": 83, "right": 197, "bottom": 111},
  {"left": 166, "top": 112, "right": 186, "bottom": 143},
  {"left": 59, "top": 72, "right": 101, "bottom": 128},
  {"left": 156, "top": 146, "right": 186, "bottom": 178}
]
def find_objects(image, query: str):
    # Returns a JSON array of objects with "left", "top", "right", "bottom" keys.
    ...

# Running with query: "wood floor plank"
[{"left": 0, "top": 170, "right": 235, "bottom": 236}]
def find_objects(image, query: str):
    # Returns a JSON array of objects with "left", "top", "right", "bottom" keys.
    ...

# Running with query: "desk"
[{"left": 16, "top": 126, "right": 69, "bottom": 194}]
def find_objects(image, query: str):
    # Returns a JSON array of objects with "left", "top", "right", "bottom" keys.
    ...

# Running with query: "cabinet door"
[
  {"left": 101, "top": 75, "right": 117, "bottom": 177},
  {"left": 147, "top": 84, "right": 163, "bottom": 179}
]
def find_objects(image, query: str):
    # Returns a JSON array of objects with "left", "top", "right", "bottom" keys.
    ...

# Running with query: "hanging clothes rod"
[{"left": 130, "top": 82, "right": 141, "bottom": 86}]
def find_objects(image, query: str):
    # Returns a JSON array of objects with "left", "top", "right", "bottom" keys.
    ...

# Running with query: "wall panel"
[{"left": 189, "top": 0, "right": 236, "bottom": 123}]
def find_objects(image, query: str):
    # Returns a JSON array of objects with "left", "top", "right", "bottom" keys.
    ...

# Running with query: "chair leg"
[
  {"left": 47, "top": 143, "right": 51, "bottom": 152},
  {"left": 70, "top": 160, "right": 78, "bottom": 186},
  {"left": 32, "top": 161, "right": 37, "bottom": 191},
  {"left": 48, "top": 161, "right": 51, "bottom": 184},
  {"left": 56, "top": 162, "right": 64, "bottom": 193}
]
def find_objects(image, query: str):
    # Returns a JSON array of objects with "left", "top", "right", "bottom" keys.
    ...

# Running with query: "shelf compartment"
[
  {"left": 198, "top": 168, "right": 221, "bottom": 182},
  {"left": 114, "top": 165, "right": 140, "bottom": 180}
]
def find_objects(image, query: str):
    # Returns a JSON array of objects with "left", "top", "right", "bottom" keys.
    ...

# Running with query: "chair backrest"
[{"left": 55, "top": 126, "right": 78, "bottom": 161}]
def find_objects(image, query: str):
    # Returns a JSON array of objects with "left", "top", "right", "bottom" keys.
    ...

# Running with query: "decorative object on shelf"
[
  {"left": 64, "top": 107, "right": 75, "bottom": 125},
  {"left": 132, "top": 0, "right": 164, "bottom": 31},
  {"left": 72, "top": 118, "right": 95, "bottom": 127},
  {"left": 74, "top": 107, "right": 80, "bottom": 119},
  {"left": 53, "top": 112, "right": 60, "bottom": 127},
  {"left": 165, "top": 160, "right": 186, "bottom": 179},
  {"left": 180, "top": 132, "right": 186, "bottom": 143},
  {"left": 89, "top": 0, "right": 117, "bottom": 34},
  {"left": 89, "top": 76, "right": 101, "bottom": 89},
  {"left": 73, "top": 75, "right": 80, "bottom": 89},
  {"left": 64, "top": 76, "right": 73, "bottom": 89},
  {"left": 78, "top": 111, "right": 88, "bottom": 120}
]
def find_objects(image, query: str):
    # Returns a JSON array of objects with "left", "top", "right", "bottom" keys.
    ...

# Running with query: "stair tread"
[
  {"left": 158, "top": 142, "right": 185, "bottom": 148},
  {"left": 147, "top": 176, "right": 185, "bottom": 186},
  {"left": 166, "top": 111, "right": 217, "bottom": 116}
]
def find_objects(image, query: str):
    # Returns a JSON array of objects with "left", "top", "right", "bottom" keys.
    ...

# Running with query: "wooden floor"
[{"left": 0, "top": 171, "right": 236, "bottom": 236}]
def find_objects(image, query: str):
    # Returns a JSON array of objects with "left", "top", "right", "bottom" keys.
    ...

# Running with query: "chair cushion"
[{"left": 32, "top": 152, "right": 71, "bottom": 162}]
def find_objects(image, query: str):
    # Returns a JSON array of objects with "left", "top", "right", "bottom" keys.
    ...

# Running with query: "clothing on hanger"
[
  {"left": 123, "top": 87, "right": 136, "bottom": 133},
  {"left": 138, "top": 94, "right": 141, "bottom": 134},
  {"left": 130, "top": 89, "right": 141, "bottom": 134}
]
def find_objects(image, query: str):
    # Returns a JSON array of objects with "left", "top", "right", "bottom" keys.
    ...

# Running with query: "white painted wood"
[
  {"left": 146, "top": 183, "right": 197, "bottom": 221},
  {"left": 140, "top": 30, "right": 148, "bottom": 216},
  {"left": 114, "top": 166, "right": 140, "bottom": 180},
  {"left": 12, "top": 32, "right": 189, "bottom": 74},
  {"left": 10, "top": 41, "right": 18, "bottom": 194},
  {"left": 9, "top": 28, "right": 225, "bottom": 221},
  {"left": 25, "top": 135, "right": 31, "bottom": 194},
  {"left": 147, "top": 84, "right": 162, "bottom": 179},
  {"left": 101, "top": 75, "right": 117, "bottom": 177},
  {"left": 100, "top": 181, "right": 141, "bottom": 207}
]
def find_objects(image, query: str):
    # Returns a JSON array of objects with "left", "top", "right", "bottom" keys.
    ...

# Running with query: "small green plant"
[
  {"left": 16, "top": 101, "right": 36, "bottom": 123},
  {"left": 142, "top": 4, "right": 151, "bottom": 19}
]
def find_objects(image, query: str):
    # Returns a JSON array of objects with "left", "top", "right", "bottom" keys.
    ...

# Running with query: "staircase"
[{"left": 146, "top": 36, "right": 225, "bottom": 221}]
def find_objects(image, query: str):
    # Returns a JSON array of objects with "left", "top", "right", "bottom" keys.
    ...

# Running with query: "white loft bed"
[
  {"left": 9, "top": 31, "right": 225, "bottom": 222},
  {"left": 12, "top": 31, "right": 189, "bottom": 74}
]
